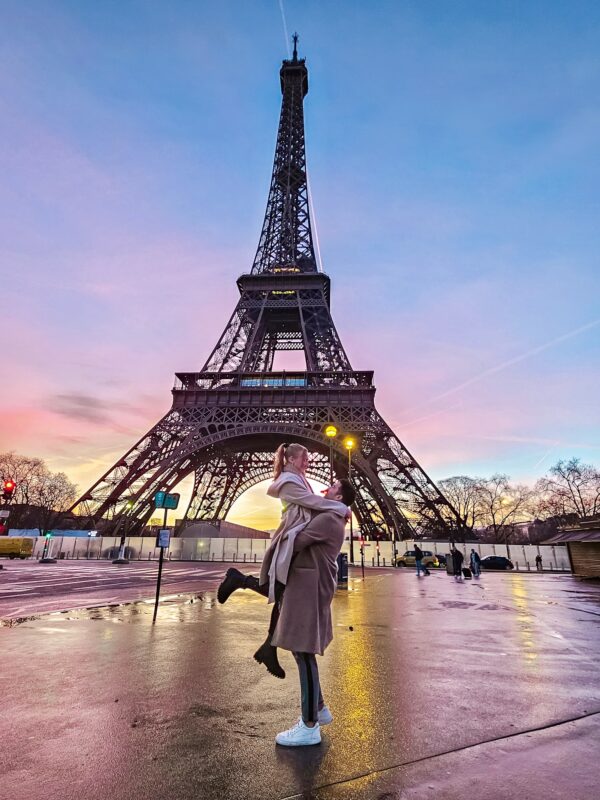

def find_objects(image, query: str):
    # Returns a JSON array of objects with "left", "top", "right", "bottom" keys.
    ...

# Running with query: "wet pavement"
[
  {"left": 1, "top": 569, "right": 599, "bottom": 800},
  {"left": 0, "top": 561, "right": 226, "bottom": 619}
]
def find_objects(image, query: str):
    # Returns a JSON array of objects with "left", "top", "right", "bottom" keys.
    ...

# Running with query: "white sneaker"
[
  {"left": 318, "top": 706, "right": 333, "bottom": 725},
  {"left": 275, "top": 718, "right": 321, "bottom": 746}
]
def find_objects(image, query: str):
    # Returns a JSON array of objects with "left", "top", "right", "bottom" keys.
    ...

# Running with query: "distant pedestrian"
[
  {"left": 535, "top": 554, "right": 543, "bottom": 572},
  {"left": 469, "top": 549, "right": 481, "bottom": 578},
  {"left": 414, "top": 544, "right": 430, "bottom": 576},
  {"left": 451, "top": 547, "right": 464, "bottom": 580}
]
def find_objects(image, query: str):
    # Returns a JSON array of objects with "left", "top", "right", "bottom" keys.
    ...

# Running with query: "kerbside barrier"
[{"left": 6, "top": 535, "right": 572, "bottom": 572}]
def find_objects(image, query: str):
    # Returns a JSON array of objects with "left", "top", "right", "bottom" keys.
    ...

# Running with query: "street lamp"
[
  {"left": 324, "top": 424, "right": 338, "bottom": 484},
  {"left": 344, "top": 437, "right": 355, "bottom": 564},
  {"left": 113, "top": 499, "right": 135, "bottom": 565}
]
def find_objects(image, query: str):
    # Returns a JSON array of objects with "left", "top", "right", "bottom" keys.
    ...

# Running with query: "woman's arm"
[{"left": 277, "top": 481, "right": 347, "bottom": 516}]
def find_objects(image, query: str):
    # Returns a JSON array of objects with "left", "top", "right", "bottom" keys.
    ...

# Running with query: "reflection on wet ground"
[{"left": 1, "top": 572, "right": 600, "bottom": 800}]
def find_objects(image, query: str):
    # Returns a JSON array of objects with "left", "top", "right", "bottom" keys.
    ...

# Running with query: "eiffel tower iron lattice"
[{"left": 71, "top": 40, "right": 462, "bottom": 543}]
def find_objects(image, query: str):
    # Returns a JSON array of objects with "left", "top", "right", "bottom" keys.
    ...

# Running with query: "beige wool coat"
[
  {"left": 270, "top": 510, "right": 347, "bottom": 656},
  {"left": 259, "top": 467, "right": 347, "bottom": 601}
]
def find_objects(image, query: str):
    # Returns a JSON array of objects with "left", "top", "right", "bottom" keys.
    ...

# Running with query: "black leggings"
[
  {"left": 292, "top": 652, "right": 323, "bottom": 724},
  {"left": 244, "top": 576, "right": 324, "bottom": 723},
  {"left": 244, "top": 576, "right": 283, "bottom": 637}
]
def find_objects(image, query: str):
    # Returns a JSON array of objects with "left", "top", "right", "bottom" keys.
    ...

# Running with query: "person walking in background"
[
  {"left": 469, "top": 548, "right": 481, "bottom": 578},
  {"left": 414, "top": 543, "right": 430, "bottom": 576},
  {"left": 535, "top": 554, "right": 543, "bottom": 571},
  {"left": 451, "top": 546, "right": 464, "bottom": 581}
]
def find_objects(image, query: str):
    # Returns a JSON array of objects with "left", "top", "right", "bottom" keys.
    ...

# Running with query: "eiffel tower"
[{"left": 71, "top": 37, "right": 461, "bottom": 542}]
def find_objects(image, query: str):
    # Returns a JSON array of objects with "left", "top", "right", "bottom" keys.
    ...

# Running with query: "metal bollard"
[
  {"left": 383, "top": 557, "right": 386, "bottom": 567},
  {"left": 254, "top": 554, "right": 257, "bottom": 563},
  {"left": 243, "top": 553, "right": 246, "bottom": 562}
]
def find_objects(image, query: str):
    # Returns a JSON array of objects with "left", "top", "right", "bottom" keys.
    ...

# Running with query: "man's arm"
[{"left": 293, "top": 512, "right": 345, "bottom": 554}]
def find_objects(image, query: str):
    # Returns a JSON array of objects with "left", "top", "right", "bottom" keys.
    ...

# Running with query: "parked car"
[
  {"left": 394, "top": 550, "right": 439, "bottom": 568},
  {"left": 435, "top": 553, "right": 447, "bottom": 567},
  {"left": 0, "top": 537, "right": 34, "bottom": 559},
  {"left": 480, "top": 555, "right": 514, "bottom": 571}
]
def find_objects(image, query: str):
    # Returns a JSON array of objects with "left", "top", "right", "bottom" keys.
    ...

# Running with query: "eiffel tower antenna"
[{"left": 70, "top": 46, "right": 463, "bottom": 544}]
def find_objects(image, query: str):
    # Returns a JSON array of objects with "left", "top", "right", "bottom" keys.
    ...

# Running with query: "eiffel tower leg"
[
  {"left": 70, "top": 406, "right": 214, "bottom": 530},
  {"left": 358, "top": 412, "right": 460, "bottom": 539},
  {"left": 185, "top": 456, "right": 231, "bottom": 521}
]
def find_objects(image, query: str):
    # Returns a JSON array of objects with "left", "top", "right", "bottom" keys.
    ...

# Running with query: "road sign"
[
  {"left": 154, "top": 492, "right": 180, "bottom": 510},
  {"left": 156, "top": 529, "right": 170, "bottom": 548}
]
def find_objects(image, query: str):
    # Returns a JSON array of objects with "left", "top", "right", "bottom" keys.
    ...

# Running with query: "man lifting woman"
[{"left": 217, "top": 442, "right": 355, "bottom": 746}]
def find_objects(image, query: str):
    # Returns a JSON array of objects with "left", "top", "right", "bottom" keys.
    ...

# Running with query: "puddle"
[{"left": 1, "top": 592, "right": 209, "bottom": 628}]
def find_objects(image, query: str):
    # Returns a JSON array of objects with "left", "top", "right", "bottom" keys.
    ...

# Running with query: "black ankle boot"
[
  {"left": 253, "top": 638, "right": 285, "bottom": 679},
  {"left": 217, "top": 568, "right": 247, "bottom": 604}
]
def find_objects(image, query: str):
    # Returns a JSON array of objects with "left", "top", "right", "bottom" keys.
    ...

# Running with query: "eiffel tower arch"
[{"left": 71, "top": 38, "right": 461, "bottom": 542}]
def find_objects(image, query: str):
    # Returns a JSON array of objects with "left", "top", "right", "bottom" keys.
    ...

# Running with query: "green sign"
[{"left": 154, "top": 492, "right": 180, "bottom": 510}]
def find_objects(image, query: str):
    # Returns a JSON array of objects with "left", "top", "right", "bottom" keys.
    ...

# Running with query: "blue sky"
[{"left": 1, "top": 0, "right": 598, "bottom": 526}]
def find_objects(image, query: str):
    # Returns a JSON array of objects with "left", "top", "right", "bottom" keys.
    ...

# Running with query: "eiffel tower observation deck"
[{"left": 71, "top": 37, "right": 461, "bottom": 542}]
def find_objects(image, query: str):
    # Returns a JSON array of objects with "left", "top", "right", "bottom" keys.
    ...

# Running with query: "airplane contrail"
[
  {"left": 278, "top": 0, "right": 291, "bottom": 57},
  {"left": 431, "top": 318, "right": 600, "bottom": 402}
]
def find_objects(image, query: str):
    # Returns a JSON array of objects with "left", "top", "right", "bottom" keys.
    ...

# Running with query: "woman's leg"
[
  {"left": 253, "top": 581, "right": 286, "bottom": 679},
  {"left": 292, "top": 652, "right": 320, "bottom": 725},
  {"left": 217, "top": 569, "right": 268, "bottom": 604}
]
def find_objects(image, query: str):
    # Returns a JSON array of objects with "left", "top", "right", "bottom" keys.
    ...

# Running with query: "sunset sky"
[{"left": 1, "top": 1, "right": 599, "bottom": 530}]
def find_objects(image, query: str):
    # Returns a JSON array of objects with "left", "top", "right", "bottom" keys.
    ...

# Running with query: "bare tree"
[
  {"left": 475, "top": 474, "right": 531, "bottom": 543},
  {"left": 0, "top": 452, "right": 77, "bottom": 534},
  {"left": 535, "top": 458, "right": 600, "bottom": 521},
  {"left": 0, "top": 452, "right": 46, "bottom": 507},
  {"left": 29, "top": 471, "right": 78, "bottom": 536},
  {"left": 438, "top": 475, "right": 483, "bottom": 532}
]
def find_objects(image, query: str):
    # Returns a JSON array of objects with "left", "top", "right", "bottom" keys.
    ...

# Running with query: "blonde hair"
[{"left": 273, "top": 442, "right": 308, "bottom": 479}]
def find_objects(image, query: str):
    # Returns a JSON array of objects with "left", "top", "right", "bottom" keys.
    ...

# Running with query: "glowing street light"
[{"left": 324, "top": 424, "right": 338, "bottom": 483}]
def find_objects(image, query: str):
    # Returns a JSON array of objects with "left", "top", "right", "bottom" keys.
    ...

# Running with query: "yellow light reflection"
[
  {"left": 327, "top": 585, "right": 379, "bottom": 778},
  {"left": 508, "top": 575, "right": 540, "bottom": 670}
]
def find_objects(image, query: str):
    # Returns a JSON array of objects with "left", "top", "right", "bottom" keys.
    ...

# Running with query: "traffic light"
[{"left": 2, "top": 479, "right": 16, "bottom": 500}]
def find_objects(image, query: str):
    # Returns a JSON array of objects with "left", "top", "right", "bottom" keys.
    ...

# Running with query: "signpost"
[
  {"left": 360, "top": 539, "right": 366, "bottom": 579},
  {"left": 152, "top": 492, "right": 179, "bottom": 623}
]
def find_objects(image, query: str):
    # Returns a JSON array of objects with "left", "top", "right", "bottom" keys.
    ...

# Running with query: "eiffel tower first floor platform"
[{"left": 71, "top": 371, "right": 460, "bottom": 540}]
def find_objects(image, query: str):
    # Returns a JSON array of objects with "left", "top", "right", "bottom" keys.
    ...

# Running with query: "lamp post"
[
  {"left": 113, "top": 499, "right": 134, "bottom": 564},
  {"left": 324, "top": 424, "right": 338, "bottom": 484},
  {"left": 344, "top": 437, "right": 355, "bottom": 563}
]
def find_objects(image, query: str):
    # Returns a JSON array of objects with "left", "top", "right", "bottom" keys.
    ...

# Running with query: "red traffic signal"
[{"left": 2, "top": 479, "right": 16, "bottom": 500}]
